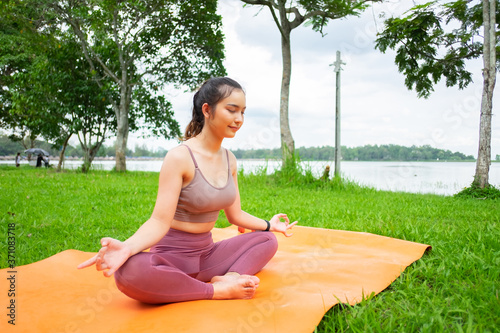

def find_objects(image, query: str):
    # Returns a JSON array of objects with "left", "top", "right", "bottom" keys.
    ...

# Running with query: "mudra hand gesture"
[
  {"left": 269, "top": 213, "right": 297, "bottom": 237},
  {"left": 77, "top": 238, "right": 131, "bottom": 277}
]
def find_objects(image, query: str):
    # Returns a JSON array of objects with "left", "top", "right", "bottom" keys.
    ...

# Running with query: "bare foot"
[{"left": 211, "top": 272, "right": 260, "bottom": 300}]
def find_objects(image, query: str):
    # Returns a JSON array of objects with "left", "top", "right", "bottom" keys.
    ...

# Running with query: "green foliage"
[
  {"left": 232, "top": 144, "right": 475, "bottom": 161},
  {"left": 131, "top": 86, "right": 180, "bottom": 139},
  {"left": 0, "top": 135, "right": 481, "bottom": 162},
  {"left": 343, "top": 144, "right": 475, "bottom": 161},
  {"left": 1, "top": 0, "right": 225, "bottom": 170},
  {"left": 233, "top": 154, "right": 371, "bottom": 196},
  {"left": 45, "top": 36, "right": 117, "bottom": 172},
  {"left": 0, "top": 0, "right": 117, "bottom": 163},
  {"left": 0, "top": 1, "right": 49, "bottom": 139},
  {"left": 0, "top": 134, "right": 169, "bottom": 157},
  {"left": 0, "top": 135, "right": 60, "bottom": 155},
  {"left": 375, "top": 0, "right": 497, "bottom": 98},
  {"left": 0, "top": 135, "right": 24, "bottom": 154},
  {"left": 297, "top": 0, "right": 372, "bottom": 34},
  {"left": 455, "top": 183, "right": 500, "bottom": 199},
  {"left": 271, "top": 153, "right": 314, "bottom": 186},
  {"left": 41, "top": 0, "right": 226, "bottom": 95}
]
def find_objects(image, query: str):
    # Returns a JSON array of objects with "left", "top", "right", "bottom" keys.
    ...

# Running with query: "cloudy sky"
[{"left": 132, "top": 0, "right": 499, "bottom": 158}]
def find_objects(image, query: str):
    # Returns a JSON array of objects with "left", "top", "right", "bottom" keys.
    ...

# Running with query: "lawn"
[{"left": 0, "top": 165, "right": 498, "bottom": 332}]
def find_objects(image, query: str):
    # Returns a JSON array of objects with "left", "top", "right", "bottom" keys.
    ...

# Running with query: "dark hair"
[{"left": 183, "top": 77, "right": 244, "bottom": 140}]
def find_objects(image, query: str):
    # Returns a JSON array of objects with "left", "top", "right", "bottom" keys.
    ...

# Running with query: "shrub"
[{"left": 455, "top": 183, "right": 500, "bottom": 199}]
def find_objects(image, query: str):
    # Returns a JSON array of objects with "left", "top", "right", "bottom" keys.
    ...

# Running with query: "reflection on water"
[{"left": 5, "top": 159, "right": 500, "bottom": 196}]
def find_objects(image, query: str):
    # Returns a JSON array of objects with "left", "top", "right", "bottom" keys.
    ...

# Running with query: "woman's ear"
[{"left": 202, "top": 103, "right": 211, "bottom": 118}]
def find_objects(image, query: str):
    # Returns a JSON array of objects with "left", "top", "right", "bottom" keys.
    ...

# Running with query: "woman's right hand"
[{"left": 77, "top": 237, "right": 132, "bottom": 277}]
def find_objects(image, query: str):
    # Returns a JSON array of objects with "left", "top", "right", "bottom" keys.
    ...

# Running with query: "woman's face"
[{"left": 203, "top": 89, "right": 246, "bottom": 139}]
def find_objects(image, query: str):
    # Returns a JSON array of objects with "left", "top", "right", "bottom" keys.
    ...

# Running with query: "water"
[
  {"left": 234, "top": 160, "right": 499, "bottom": 196},
  {"left": 4, "top": 159, "right": 499, "bottom": 196}
]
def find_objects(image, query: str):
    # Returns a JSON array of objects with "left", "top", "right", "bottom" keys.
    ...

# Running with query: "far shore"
[
  {"left": 2, "top": 155, "right": 496, "bottom": 163},
  {"left": 0, "top": 155, "right": 163, "bottom": 161}
]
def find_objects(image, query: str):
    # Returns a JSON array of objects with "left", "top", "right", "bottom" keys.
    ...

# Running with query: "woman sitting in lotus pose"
[{"left": 78, "top": 77, "right": 297, "bottom": 303}]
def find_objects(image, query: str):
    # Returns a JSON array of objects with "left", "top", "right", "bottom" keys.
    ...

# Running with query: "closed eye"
[{"left": 228, "top": 109, "right": 244, "bottom": 115}]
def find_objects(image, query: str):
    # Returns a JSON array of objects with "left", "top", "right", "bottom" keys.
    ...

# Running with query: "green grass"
[{"left": 1, "top": 165, "right": 499, "bottom": 332}]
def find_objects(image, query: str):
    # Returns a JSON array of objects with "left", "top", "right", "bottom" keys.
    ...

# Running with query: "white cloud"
[{"left": 127, "top": 0, "right": 499, "bottom": 158}]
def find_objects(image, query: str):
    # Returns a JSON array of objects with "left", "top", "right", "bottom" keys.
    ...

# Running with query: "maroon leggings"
[{"left": 114, "top": 228, "right": 278, "bottom": 304}]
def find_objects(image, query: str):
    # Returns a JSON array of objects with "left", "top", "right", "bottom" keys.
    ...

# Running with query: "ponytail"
[
  {"left": 183, "top": 77, "right": 244, "bottom": 140},
  {"left": 183, "top": 90, "right": 205, "bottom": 139}
]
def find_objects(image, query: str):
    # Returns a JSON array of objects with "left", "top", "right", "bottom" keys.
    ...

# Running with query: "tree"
[
  {"left": 1, "top": 1, "right": 116, "bottom": 171},
  {"left": 239, "top": 0, "right": 380, "bottom": 166},
  {"left": 375, "top": 0, "right": 498, "bottom": 188},
  {"left": 477, "top": 0, "right": 497, "bottom": 188},
  {"left": 0, "top": 2, "right": 67, "bottom": 160},
  {"left": 39, "top": 37, "right": 117, "bottom": 172},
  {"left": 39, "top": 0, "right": 226, "bottom": 171}
]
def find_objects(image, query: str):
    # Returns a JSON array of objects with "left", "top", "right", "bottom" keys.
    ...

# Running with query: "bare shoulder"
[
  {"left": 160, "top": 145, "right": 193, "bottom": 174},
  {"left": 164, "top": 145, "right": 190, "bottom": 160}
]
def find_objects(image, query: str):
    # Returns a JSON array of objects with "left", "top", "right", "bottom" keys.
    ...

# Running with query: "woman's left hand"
[{"left": 269, "top": 213, "right": 298, "bottom": 237}]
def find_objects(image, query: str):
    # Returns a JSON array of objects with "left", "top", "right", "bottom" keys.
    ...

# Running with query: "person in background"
[
  {"left": 36, "top": 154, "right": 43, "bottom": 168},
  {"left": 15, "top": 153, "right": 21, "bottom": 167}
]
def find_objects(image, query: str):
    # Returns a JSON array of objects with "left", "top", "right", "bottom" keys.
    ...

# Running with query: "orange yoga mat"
[{"left": 1, "top": 226, "right": 430, "bottom": 333}]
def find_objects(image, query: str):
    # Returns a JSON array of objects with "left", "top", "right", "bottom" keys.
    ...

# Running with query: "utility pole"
[{"left": 330, "top": 51, "right": 345, "bottom": 178}]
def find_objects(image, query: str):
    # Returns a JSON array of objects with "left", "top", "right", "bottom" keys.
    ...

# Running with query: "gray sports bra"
[{"left": 173, "top": 145, "right": 237, "bottom": 222}]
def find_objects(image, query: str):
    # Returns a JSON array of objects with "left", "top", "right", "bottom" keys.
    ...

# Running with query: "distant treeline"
[
  {"left": 233, "top": 144, "right": 478, "bottom": 161},
  {"left": 0, "top": 135, "right": 167, "bottom": 158},
  {"left": 2, "top": 135, "right": 496, "bottom": 161}
]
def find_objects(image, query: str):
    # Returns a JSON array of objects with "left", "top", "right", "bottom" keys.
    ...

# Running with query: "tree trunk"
[
  {"left": 22, "top": 134, "right": 36, "bottom": 162},
  {"left": 115, "top": 120, "right": 128, "bottom": 172},
  {"left": 279, "top": 19, "right": 295, "bottom": 166},
  {"left": 56, "top": 133, "right": 72, "bottom": 172},
  {"left": 82, "top": 141, "right": 103, "bottom": 173},
  {"left": 115, "top": 84, "right": 130, "bottom": 172},
  {"left": 474, "top": 0, "right": 496, "bottom": 188}
]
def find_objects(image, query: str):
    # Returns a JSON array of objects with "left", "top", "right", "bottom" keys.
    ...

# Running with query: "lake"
[{"left": 9, "top": 159, "right": 496, "bottom": 196}]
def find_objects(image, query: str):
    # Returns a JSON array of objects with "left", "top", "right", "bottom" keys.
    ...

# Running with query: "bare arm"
[
  {"left": 78, "top": 147, "right": 186, "bottom": 275},
  {"left": 223, "top": 152, "right": 297, "bottom": 236}
]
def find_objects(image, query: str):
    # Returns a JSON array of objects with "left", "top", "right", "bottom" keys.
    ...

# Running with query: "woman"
[{"left": 78, "top": 77, "right": 297, "bottom": 304}]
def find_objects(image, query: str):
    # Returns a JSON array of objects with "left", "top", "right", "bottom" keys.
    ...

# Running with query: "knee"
[
  {"left": 114, "top": 253, "right": 149, "bottom": 286},
  {"left": 114, "top": 255, "right": 154, "bottom": 302},
  {"left": 264, "top": 232, "right": 279, "bottom": 255},
  {"left": 114, "top": 260, "right": 136, "bottom": 288}
]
